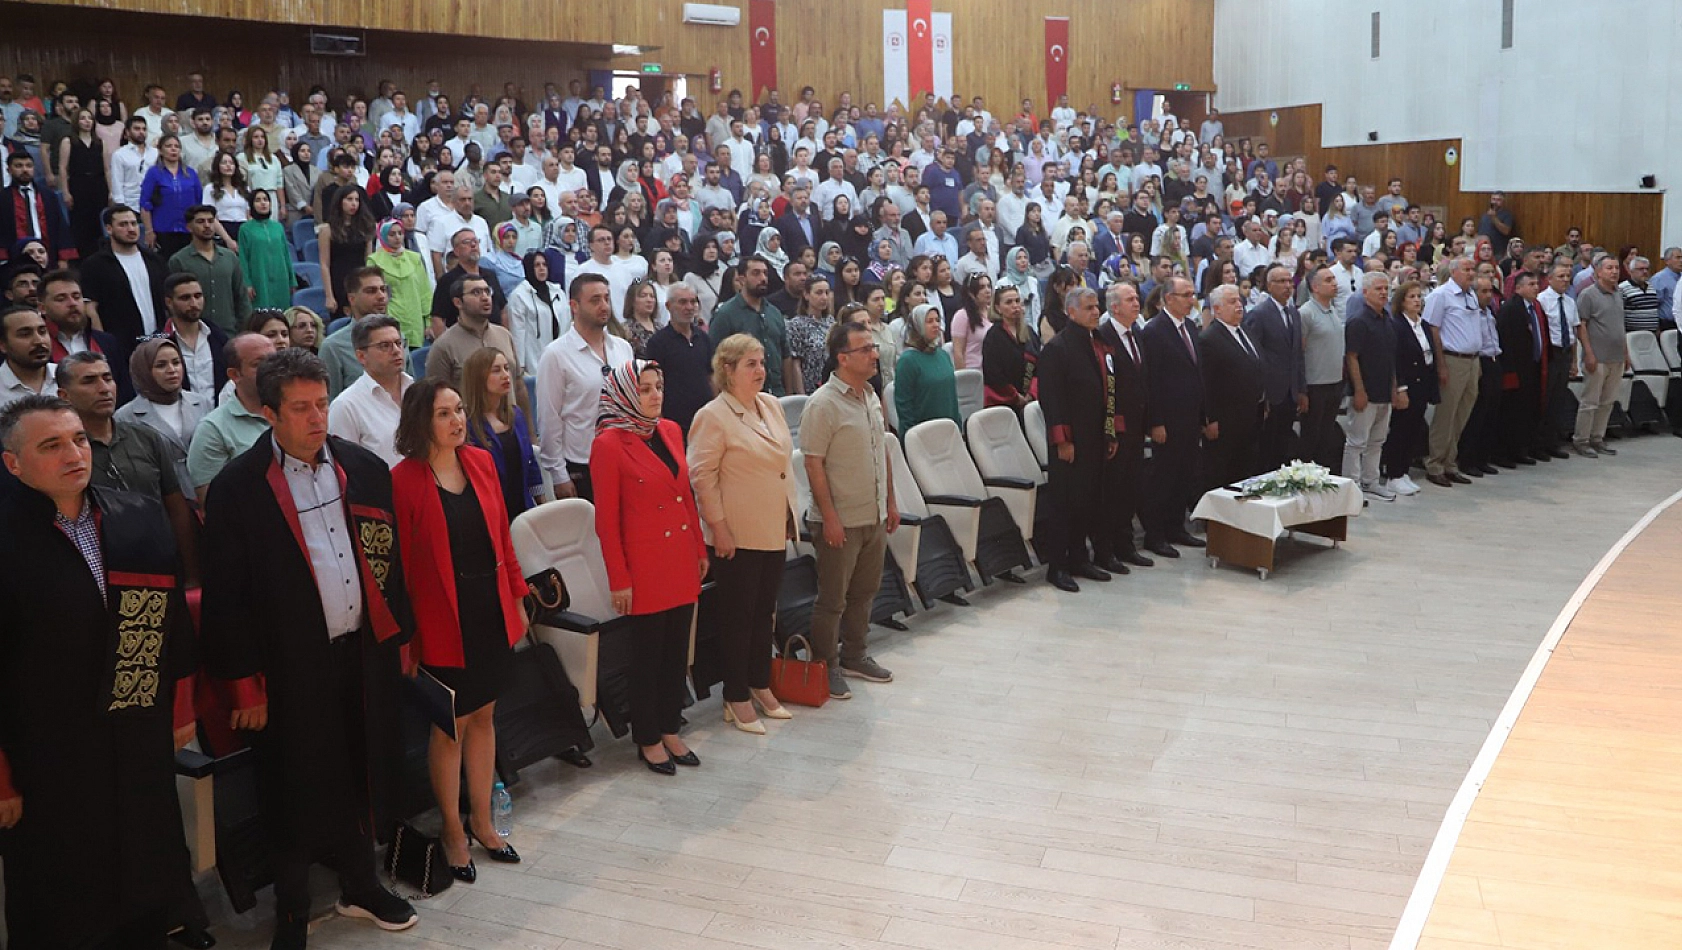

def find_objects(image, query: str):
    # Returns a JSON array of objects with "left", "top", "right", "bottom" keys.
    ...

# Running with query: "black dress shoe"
[
  {"left": 1095, "top": 555, "right": 1132, "bottom": 575},
  {"left": 1170, "top": 532, "right": 1206, "bottom": 548},
  {"left": 1448, "top": 472, "right": 1473, "bottom": 484},
  {"left": 638, "top": 748, "right": 677, "bottom": 776},
  {"left": 1071, "top": 562, "right": 1112, "bottom": 582},
  {"left": 466, "top": 827, "right": 522, "bottom": 863},
  {"left": 1464, "top": 466, "right": 1484, "bottom": 477},
  {"left": 668, "top": 748, "right": 700, "bottom": 767},
  {"left": 1530, "top": 450, "right": 1552, "bottom": 462},
  {"left": 1516, "top": 455, "right": 1537, "bottom": 465},
  {"left": 169, "top": 926, "right": 216, "bottom": 949},
  {"left": 557, "top": 747, "right": 593, "bottom": 768},
  {"left": 1119, "top": 550, "right": 1154, "bottom": 568},
  {"left": 1144, "top": 540, "right": 1181, "bottom": 558},
  {"left": 1547, "top": 446, "right": 1570, "bottom": 459},
  {"left": 1494, "top": 458, "right": 1518, "bottom": 469},
  {"left": 270, "top": 917, "right": 307, "bottom": 950},
  {"left": 1478, "top": 463, "right": 1500, "bottom": 475},
  {"left": 1047, "top": 568, "right": 1080, "bottom": 593},
  {"left": 450, "top": 860, "right": 477, "bottom": 884}
]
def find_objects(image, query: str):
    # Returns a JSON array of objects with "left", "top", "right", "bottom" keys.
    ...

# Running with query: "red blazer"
[
  {"left": 392, "top": 446, "right": 527, "bottom": 668},
  {"left": 591, "top": 420, "right": 707, "bottom": 615}
]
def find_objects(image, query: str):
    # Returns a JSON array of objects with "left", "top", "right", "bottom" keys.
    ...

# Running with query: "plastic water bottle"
[{"left": 491, "top": 781, "right": 513, "bottom": 838}]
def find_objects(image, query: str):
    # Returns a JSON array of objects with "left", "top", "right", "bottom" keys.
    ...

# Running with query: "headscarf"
[
  {"left": 690, "top": 235, "right": 722, "bottom": 279},
  {"left": 755, "top": 227, "right": 789, "bottom": 274},
  {"left": 129, "top": 337, "right": 183, "bottom": 405},
  {"left": 494, "top": 220, "right": 519, "bottom": 249},
  {"left": 377, "top": 218, "right": 406, "bottom": 254},
  {"left": 717, "top": 231, "right": 739, "bottom": 268},
  {"left": 596, "top": 358, "right": 663, "bottom": 438},
  {"left": 1002, "top": 246, "right": 1035, "bottom": 290},
  {"left": 615, "top": 160, "right": 640, "bottom": 193},
  {"left": 521, "top": 250, "right": 554, "bottom": 304},
  {"left": 816, "top": 241, "right": 842, "bottom": 276}
]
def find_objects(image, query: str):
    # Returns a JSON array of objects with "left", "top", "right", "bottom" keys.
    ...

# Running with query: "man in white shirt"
[
  {"left": 1231, "top": 218, "right": 1274, "bottom": 278},
  {"left": 0, "top": 307, "right": 56, "bottom": 410},
  {"left": 377, "top": 91, "right": 421, "bottom": 144},
  {"left": 1050, "top": 95, "right": 1076, "bottom": 132},
  {"left": 726, "top": 120, "right": 756, "bottom": 181},
  {"left": 413, "top": 169, "right": 456, "bottom": 254},
  {"left": 1360, "top": 209, "right": 1392, "bottom": 259},
  {"left": 785, "top": 147, "right": 819, "bottom": 191},
  {"left": 953, "top": 228, "right": 996, "bottom": 285},
  {"left": 136, "top": 84, "right": 173, "bottom": 146},
  {"left": 327, "top": 316, "right": 411, "bottom": 468},
  {"left": 467, "top": 104, "right": 498, "bottom": 152},
  {"left": 812, "top": 159, "right": 859, "bottom": 222},
  {"left": 1130, "top": 146, "right": 1163, "bottom": 194},
  {"left": 912, "top": 210, "right": 959, "bottom": 268},
  {"left": 536, "top": 272, "right": 633, "bottom": 499},
  {"left": 1327, "top": 238, "right": 1363, "bottom": 319},
  {"left": 996, "top": 167, "right": 1031, "bottom": 238},
  {"left": 179, "top": 109, "right": 219, "bottom": 175},
  {"left": 443, "top": 117, "right": 474, "bottom": 169},
  {"left": 551, "top": 144, "right": 588, "bottom": 195},
  {"left": 108, "top": 116, "right": 157, "bottom": 209},
  {"left": 569, "top": 224, "right": 636, "bottom": 318},
  {"left": 427, "top": 186, "right": 490, "bottom": 275}
]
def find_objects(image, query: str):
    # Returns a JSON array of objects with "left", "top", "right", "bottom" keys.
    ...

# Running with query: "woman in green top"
[
  {"left": 237, "top": 190, "right": 295, "bottom": 310},
  {"left": 893, "top": 303, "right": 961, "bottom": 435},
  {"left": 369, "top": 216, "right": 431, "bottom": 347}
]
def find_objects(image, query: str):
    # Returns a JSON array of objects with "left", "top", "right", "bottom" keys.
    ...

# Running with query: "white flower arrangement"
[{"left": 1238, "top": 460, "right": 1338, "bottom": 498}]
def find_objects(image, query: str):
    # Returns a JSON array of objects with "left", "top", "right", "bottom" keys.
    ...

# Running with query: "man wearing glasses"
[
  {"left": 1136, "top": 276, "right": 1212, "bottom": 558},
  {"left": 428, "top": 225, "right": 504, "bottom": 339},
  {"left": 426, "top": 274, "right": 521, "bottom": 391},
  {"left": 328, "top": 316, "right": 410, "bottom": 467}
]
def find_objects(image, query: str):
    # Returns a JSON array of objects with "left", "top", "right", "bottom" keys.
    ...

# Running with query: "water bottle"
[{"left": 491, "top": 781, "right": 513, "bottom": 838}]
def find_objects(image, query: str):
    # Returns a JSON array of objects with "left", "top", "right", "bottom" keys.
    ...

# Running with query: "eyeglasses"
[
  {"left": 358, "top": 340, "right": 406, "bottom": 353},
  {"left": 841, "top": 343, "right": 880, "bottom": 354}
]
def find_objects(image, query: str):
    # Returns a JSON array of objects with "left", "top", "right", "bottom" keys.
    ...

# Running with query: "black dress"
[
  {"left": 425, "top": 477, "right": 514, "bottom": 714},
  {"left": 65, "top": 135, "right": 108, "bottom": 258},
  {"left": 494, "top": 425, "right": 531, "bottom": 519},
  {"left": 328, "top": 232, "right": 370, "bottom": 315}
]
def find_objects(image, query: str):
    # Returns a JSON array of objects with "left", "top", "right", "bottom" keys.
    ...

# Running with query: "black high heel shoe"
[
  {"left": 638, "top": 746, "right": 677, "bottom": 776},
  {"left": 465, "top": 826, "right": 521, "bottom": 864},
  {"left": 666, "top": 747, "right": 700, "bottom": 768},
  {"left": 450, "top": 859, "right": 477, "bottom": 883}
]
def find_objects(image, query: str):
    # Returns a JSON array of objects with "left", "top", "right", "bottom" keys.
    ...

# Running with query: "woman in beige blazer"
[{"left": 687, "top": 333, "right": 801, "bottom": 734}]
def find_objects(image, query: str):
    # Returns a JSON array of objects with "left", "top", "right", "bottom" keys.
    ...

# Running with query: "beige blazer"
[{"left": 686, "top": 391, "right": 799, "bottom": 551}]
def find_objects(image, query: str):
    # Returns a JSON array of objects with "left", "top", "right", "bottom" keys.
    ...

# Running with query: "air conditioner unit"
[
  {"left": 309, "top": 31, "right": 366, "bottom": 57},
  {"left": 682, "top": 2, "right": 741, "bottom": 27}
]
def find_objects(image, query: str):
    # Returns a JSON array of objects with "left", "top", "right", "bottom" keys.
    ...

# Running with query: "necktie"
[
  {"left": 1236, "top": 326, "right": 1258, "bottom": 360},
  {"left": 1554, "top": 297, "right": 1569, "bottom": 350},
  {"left": 1124, "top": 328, "right": 1140, "bottom": 366},
  {"left": 1179, "top": 321, "right": 1197, "bottom": 364},
  {"left": 1530, "top": 302, "right": 1542, "bottom": 362},
  {"left": 19, "top": 186, "right": 39, "bottom": 240}
]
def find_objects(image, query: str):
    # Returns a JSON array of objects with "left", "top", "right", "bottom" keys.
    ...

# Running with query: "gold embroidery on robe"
[
  {"left": 358, "top": 518, "right": 394, "bottom": 591},
  {"left": 110, "top": 589, "right": 168, "bottom": 710}
]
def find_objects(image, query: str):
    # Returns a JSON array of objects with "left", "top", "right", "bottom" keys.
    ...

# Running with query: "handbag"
[
  {"left": 384, "top": 821, "right": 452, "bottom": 898},
  {"left": 770, "top": 634, "right": 829, "bottom": 708},
  {"left": 523, "top": 568, "right": 571, "bottom": 628}
]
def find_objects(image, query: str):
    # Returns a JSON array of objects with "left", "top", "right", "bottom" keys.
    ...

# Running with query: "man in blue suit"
[
  {"left": 1243, "top": 263, "right": 1308, "bottom": 471},
  {"left": 1134, "top": 276, "right": 1210, "bottom": 558}
]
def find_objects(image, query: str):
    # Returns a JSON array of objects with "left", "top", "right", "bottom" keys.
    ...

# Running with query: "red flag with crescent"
[
  {"left": 1045, "top": 17, "right": 1069, "bottom": 108},
  {"left": 908, "top": 0, "right": 934, "bottom": 101},
  {"left": 750, "top": 0, "right": 778, "bottom": 100}
]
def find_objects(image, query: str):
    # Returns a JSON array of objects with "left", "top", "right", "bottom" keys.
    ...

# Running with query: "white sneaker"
[
  {"left": 1401, "top": 474, "right": 1421, "bottom": 494},
  {"left": 1363, "top": 483, "right": 1397, "bottom": 501},
  {"left": 1389, "top": 476, "right": 1419, "bottom": 496}
]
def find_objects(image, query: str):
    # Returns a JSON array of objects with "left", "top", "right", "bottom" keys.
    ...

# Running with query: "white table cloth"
[{"left": 1191, "top": 476, "right": 1364, "bottom": 540}]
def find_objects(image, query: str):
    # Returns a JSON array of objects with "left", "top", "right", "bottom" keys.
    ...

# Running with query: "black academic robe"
[
  {"left": 199, "top": 435, "right": 413, "bottom": 853},
  {"left": 1096, "top": 318, "right": 1150, "bottom": 558},
  {"left": 0, "top": 485, "right": 194, "bottom": 949},
  {"left": 1037, "top": 321, "right": 1113, "bottom": 568}
]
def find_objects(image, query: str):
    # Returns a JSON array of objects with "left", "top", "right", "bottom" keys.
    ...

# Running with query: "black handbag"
[
  {"left": 385, "top": 821, "right": 452, "bottom": 898},
  {"left": 523, "top": 568, "right": 571, "bottom": 627}
]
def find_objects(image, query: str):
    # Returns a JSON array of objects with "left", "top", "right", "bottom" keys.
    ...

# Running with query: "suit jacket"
[
  {"left": 773, "top": 209, "right": 821, "bottom": 256},
  {"left": 685, "top": 392, "right": 799, "bottom": 551},
  {"left": 1199, "top": 320, "right": 1265, "bottom": 431},
  {"left": 1496, "top": 295, "right": 1545, "bottom": 390},
  {"left": 1391, "top": 314, "right": 1441, "bottom": 404},
  {"left": 957, "top": 220, "right": 1012, "bottom": 257},
  {"left": 1091, "top": 227, "right": 1129, "bottom": 265},
  {"left": 50, "top": 326, "right": 134, "bottom": 405},
  {"left": 1038, "top": 322, "right": 1112, "bottom": 449},
  {"left": 79, "top": 246, "right": 169, "bottom": 344},
  {"left": 590, "top": 420, "right": 707, "bottom": 615},
  {"left": 0, "top": 182, "right": 76, "bottom": 264},
  {"left": 1242, "top": 295, "right": 1306, "bottom": 406},
  {"left": 171, "top": 320, "right": 232, "bottom": 398},
  {"left": 392, "top": 445, "right": 527, "bottom": 668},
  {"left": 1096, "top": 318, "right": 1150, "bottom": 438},
  {"left": 113, "top": 389, "right": 214, "bottom": 497},
  {"left": 1136, "top": 311, "right": 1205, "bottom": 430}
]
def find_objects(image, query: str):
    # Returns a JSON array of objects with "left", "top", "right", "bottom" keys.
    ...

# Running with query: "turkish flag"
[
  {"left": 1045, "top": 17, "right": 1069, "bottom": 107},
  {"left": 908, "top": 0, "right": 934, "bottom": 102},
  {"left": 749, "top": 0, "right": 778, "bottom": 100}
]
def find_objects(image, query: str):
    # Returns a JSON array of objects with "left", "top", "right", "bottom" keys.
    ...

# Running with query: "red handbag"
[{"left": 770, "top": 635, "right": 829, "bottom": 708}]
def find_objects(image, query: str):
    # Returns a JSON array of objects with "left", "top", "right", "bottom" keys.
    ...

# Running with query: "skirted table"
[{"left": 1190, "top": 477, "right": 1364, "bottom": 579}]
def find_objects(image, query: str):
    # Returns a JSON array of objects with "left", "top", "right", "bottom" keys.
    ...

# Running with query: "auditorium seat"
[
  {"left": 509, "top": 499, "right": 636, "bottom": 737},
  {"left": 297, "top": 236, "right": 319, "bottom": 264},
  {"left": 291, "top": 286, "right": 326, "bottom": 315},
  {"left": 964, "top": 406, "right": 1043, "bottom": 549},
  {"left": 903, "top": 418, "right": 1033, "bottom": 583},
  {"left": 290, "top": 218, "right": 317, "bottom": 248},
  {"left": 1625, "top": 331, "right": 1668, "bottom": 428},
  {"left": 779, "top": 393, "right": 808, "bottom": 442},
  {"left": 292, "top": 261, "right": 320, "bottom": 289},
  {"left": 886, "top": 432, "right": 974, "bottom": 607},
  {"left": 789, "top": 446, "right": 914, "bottom": 628},
  {"left": 883, "top": 381, "right": 900, "bottom": 432},
  {"left": 1660, "top": 328, "right": 1680, "bottom": 373},
  {"left": 409, "top": 345, "right": 430, "bottom": 378},
  {"left": 1023, "top": 400, "right": 1050, "bottom": 469},
  {"left": 954, "top": 368, "right": 985, "bottom": 423},
  {"left": 326, "top": 316, "right": 351, "bottom": 335}
]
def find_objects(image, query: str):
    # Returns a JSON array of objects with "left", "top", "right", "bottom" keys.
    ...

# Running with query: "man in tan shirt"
[
  {"left": 800, "top": 321, "right": 899, "bottom": 700},
  {"left": 425, "top": 273, "right": 521, "bottom": 399}
]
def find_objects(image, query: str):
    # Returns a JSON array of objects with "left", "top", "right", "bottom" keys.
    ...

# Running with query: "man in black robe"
[
  {"left": 0, "top": 393, "right": 197, "bottom": 950},
  {"left": 199, "top": 350, "right": 417, "bottom": 950},
  {"left": 1094, "top": 281, "right": 1155, "bottom": 571},
  {"left": 1036, "top": 286, "right": 1114, "bottom": 593}
]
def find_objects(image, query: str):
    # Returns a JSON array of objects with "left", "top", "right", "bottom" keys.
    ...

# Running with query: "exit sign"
[
  {"left": 641, "top": 63, "right": 663, "bottom": 74},
  {"left": 1173, "top": 83, "right": 1192, "bottom": 91}
]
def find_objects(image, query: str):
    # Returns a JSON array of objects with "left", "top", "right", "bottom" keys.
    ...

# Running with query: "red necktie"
[{"left": 1179, "top": 321, "right": 1198, "bottom": 363}]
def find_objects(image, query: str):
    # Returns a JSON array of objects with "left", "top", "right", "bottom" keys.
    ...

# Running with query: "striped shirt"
[{"left": 1619, "top": 280, "right": 1661, "bottom": 333}]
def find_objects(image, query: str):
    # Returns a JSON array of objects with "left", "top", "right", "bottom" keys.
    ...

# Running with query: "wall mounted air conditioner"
[
  {"left": 309, "top": 31, "right": 366, "bottom": 57},
  {"left": 682, "top": 3, "right": 741, "bottom": 27}
]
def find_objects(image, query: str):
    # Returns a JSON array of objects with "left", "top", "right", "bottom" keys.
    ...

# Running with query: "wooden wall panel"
[
  {"left": 6, "top": 0, "right": 1212, "bottom": 117},
  {"left": 1222, "top": 104, "right": 1662, "bottom": 256}
]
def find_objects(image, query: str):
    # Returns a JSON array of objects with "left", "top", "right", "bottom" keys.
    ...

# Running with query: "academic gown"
[
  {"left": 1036, "top": 322, "right": 1114, "bottom": 568},
  {"left": 0, "top": 485, "right": 195, "bottom": 950},
  {"left": 198, "top": 435, "right": 413, "bottom": 856}
]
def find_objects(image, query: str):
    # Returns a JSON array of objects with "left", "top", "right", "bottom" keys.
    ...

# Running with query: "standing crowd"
[{"left": 0, "top": 68, "right": 1666, "bottom": 950}]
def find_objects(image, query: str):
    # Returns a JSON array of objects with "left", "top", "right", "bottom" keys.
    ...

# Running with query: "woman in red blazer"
[
  {"left": 591, "top": 358, "right": 709, "bottom": 776},
  {"left": 392, "top": 377, "right": 529, "bottom": 882}
]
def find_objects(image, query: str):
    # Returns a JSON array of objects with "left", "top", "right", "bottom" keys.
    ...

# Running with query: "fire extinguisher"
[
  {"left": 709, "top": 67, "right": 723, "bottom": 94},
  {"left": 1111, "top": 83, "right": 1123, "bottom": 104}
]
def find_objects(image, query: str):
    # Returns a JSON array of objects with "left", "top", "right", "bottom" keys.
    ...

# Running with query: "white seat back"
[
  {"left": 966, "top": 406, "right": 1047, "bottom": 485},
  {"left": 1022, "top": 400, "right": 1049, "bottom": 467},
  {"left": 1628, "top": 331, "right": 1667, "bottom": 374},
  {"left": 904, "top": 418, "right": 988, "bottom": 500},
  {"left": 954, "top": 368, "right": 985, "bottom": 423},
  {"left": 883, "top": 381, "right": 900, "bottom": 432},
  {"left": 510, "top": 499, "right": 616, "bottom": 621},
  {"left": 779, "top": 394, "right": 809, "bottom": 442},
  {"left": 1661, "top": 328, "right": 1681, "bottom": 371},
  {"left": 885, "top": 433, "right": 929, "bottom": 519}
]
